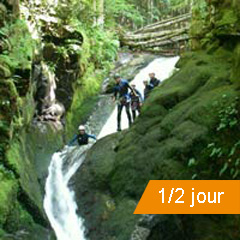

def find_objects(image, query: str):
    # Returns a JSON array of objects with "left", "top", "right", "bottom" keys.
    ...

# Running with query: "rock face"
[
  {"left": 0, "top": 1, "right": 62, "bottom": 238},
  {"left": 0, "top": 0, "right": 117, "bottom": 238},
  {"left": 0, "top": 1, "right": 54, "bottom": 240},
  {"left": 20, "top": 0, "right": 84, "bottom": 122},
  {"left": 74, "top": 1, "right": 240, "bottom": 239}
]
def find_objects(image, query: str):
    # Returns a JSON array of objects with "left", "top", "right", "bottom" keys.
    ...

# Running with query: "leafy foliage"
[
  {"left": 206, "top": 96, "right": 240, "bottom": 179},
  {"left": 0, "top": 19, "right": 34, "bottom": 70},
  {"left": 216, "top": 96, "right": 239, "bottom": 131},
  {"left": 105, "top": 0, "right": 144, "bottom": 28},
  {"left": 87, "top": 27, "right": 119, "bottom": 69}
]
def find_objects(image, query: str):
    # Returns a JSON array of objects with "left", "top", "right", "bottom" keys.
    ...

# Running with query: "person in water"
[
  {"left": 149, "top": 73, "right": 160, "bottom": 88},
  {"left": 130, "top": 84, "right": 143, "bottom": 121},
  {"left": 143, "top": 80, "right": 153, "bottom": 100},
  {"left": 68, "top": 125, "right": 96, "bottom": 146},
  {"left": 113, "top": 74, "right": 134, "bottom": 131}
]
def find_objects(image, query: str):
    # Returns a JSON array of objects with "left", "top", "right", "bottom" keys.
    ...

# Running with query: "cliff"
[{"left": 0, "top": 0, "right": 118, "bottom": 238}]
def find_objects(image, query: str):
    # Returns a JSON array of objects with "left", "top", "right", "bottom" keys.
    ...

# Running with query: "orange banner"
[{"left": 134, "top": 180, "right": 240, "bottom": 214}]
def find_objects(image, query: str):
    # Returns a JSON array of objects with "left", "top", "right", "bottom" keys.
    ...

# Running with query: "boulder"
[{"left": 74, "top": 50, "right": 240, "bottom": 240}]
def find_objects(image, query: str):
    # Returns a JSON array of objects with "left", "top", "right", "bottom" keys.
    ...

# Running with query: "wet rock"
[
  {"left": 42, "top": 102, "right": 65, "bottom": 119},
  {"left": 41, "top": 21, "right": 83, "bottom": 45},
  {"left": 131, "top": 226, "right": 150, "bottom": 240}
]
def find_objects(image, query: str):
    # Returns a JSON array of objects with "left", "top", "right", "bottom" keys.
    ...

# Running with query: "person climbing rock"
[
  {"left": 143, "top": 80, "right": 153, "bottom": 100},
  {"left": 68, "top": 125, "right": 96, "bottom": 146},
  {"left": 130, "top": 84, "right": 143, "bottom": 121},
  {"left": 112, "top": 74, "right": 133, "bottom": 131},
  {"left": 149, "top": 73, "right": 160, "bottom": 88}
]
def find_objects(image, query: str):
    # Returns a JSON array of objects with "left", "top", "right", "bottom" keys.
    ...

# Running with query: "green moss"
[
  {"left": 231, "top": 43, "right": 240, "bottom": 83},
  {"left": 0, "top": 228, "right": 6, "bottom": 238},
  {"left": 5, "top": 121, "right": 64, "bottom": 204},
  {"left": 0, "top": 19, "right": 34, "bottom": 70},
  {"left": 26, "top": 123, "right": 64, "bottom": 181},
  {"left": 66, "top": 89, "right": 99, "bottom": 139},
  {"left": 216, "top": 9, "right": 238, "bottom": 27},
  {"left": 103, "top": 199, "right": 138, "bottom": 240},
  {"left": 0, "top": 167, "right": 17, "bottom": 227},
  {"left": 209, "top": 1, "right": 240, "bottom": 39},
  {"left": 65, "top": 26, "right": 119, "bottom": 138},
  {"left": 21, "top": 91, "right": 36, "bottom": 126},
  {"left": 5, "top": 140, "right": 21, "bottom": 172},
  {"left": 110, "top": 50, "right": 237, "bottom": 193},
  {"left": 5, "top": 135, "right": 42, "bottom": 208},
  {"left": 74, "top": 50, "right": 240, "bottom": 239},
  {"left": 66, "top": 61, "right": 109, "bottom": 139},
  {"left": 2, "top": 200, "right": 55, "bottom": 239}
]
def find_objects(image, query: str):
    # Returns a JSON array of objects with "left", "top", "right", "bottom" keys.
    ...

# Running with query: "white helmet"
[{"left": 78, "top": 125, "right": 85, "bottom": 131}]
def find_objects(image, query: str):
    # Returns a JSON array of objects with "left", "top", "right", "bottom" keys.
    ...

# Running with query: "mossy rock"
[
  {"left": 231, "top": 43, "right": 240, "bottom": 83},
  {"left": 0, "top": 64, "right": 11, "bottom": 78},
  {"left": 5, "top": 136, "right": 45, "bottom": 222},
  {"left": 74, "top": 133, "right": 140, "bottom": 239},
  {"left": 74, "top": 50, "right": 240, "bottom": 239},
  {"left": 0, "top": 169, "right": 17, "bottom": 227},
  {"left": 0, "top": 3, "right": 7, "bottom": 25}
]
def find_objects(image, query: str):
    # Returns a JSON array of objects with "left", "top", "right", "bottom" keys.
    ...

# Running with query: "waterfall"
[
  {"left": 98, "top": 56, "right": 180, "bottom": 138},
  {"left": 44, "top": 56, "right": 180, "bottom": 240},
  {"left": 44, "top": 146, "right": 90, "bottom": 240}
]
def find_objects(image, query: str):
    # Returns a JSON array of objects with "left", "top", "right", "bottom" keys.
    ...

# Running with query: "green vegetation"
[
  {"left": 75, "top": 48, "right": 240, "bottom": 240},
  {"left": 73, "top": 1, "right": 240, "bottom": 238},
  {"left": 0, "top": 166, "right": 17, "bottom": 227},
  {"left": 0, "top": 19, "right": 34, "bottom": 70},
  {"left": 205, "top": 96, "right": 240, "bottom": 179},
  {"left": 64, "top": 27, "right": 119, "bottom": 138},
  {"left": 1, "top": 0, "right": 240, "bottom": 239},
  {"left": 107, "top": 49, "right": 239, "bottom": 196}
]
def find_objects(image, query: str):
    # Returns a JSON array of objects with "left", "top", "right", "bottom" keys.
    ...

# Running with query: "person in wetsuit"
[
  {"left": 130, "top": 84, "right": 143, "bottom": 121},
  {"left": 68, "top": 125, "right": 96, "bottom": 146},
  {"left": 113, "top": 74, "right": 134, "bottom": 131},
  {"left": 143, "top": 80, "right": 153, "bottom": 100},
  {"left": 149, "top": 73, "right": 160, "bottom": 88}
]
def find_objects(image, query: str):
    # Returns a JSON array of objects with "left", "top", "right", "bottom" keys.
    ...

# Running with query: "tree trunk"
[
  {"left": 8, "top": 0, "right": 20, "bottom": 17},
  {"left": 93, "top": 0, "right": 97, "bottom": 25},
  {"left": 97, "top": 0, "right": 104, "bottom": 27},
  {"left": 93, "top": 0, "right": 104, "bottom": 27},
  {"left": 133, "top": 13, "right": 191, "bottom": 34},
  {"left": 123, "top": 27, "right": 189, "bottom": 41},
  {"left": 122, "top": 31, "right": 189, "bottom": 48}
]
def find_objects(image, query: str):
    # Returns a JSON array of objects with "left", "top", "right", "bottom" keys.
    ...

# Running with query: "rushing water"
[
  {"left": 44, "top": 56, "right": 179, "bottom": 240},
  {"left": 98, "top": 56, "right": 179, "bottom": 138},
  {"left": 44, "top": 146, "right": 89, "bottom": 240}
]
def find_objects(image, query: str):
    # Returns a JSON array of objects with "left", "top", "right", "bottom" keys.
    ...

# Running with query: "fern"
[{"left": 1, "top": 20, "right": 34, "bottom": 70}]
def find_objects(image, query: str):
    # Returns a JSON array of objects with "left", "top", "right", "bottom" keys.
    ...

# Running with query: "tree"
[{"left": 93, "top": 0, "right": 105, "bottom": 27}]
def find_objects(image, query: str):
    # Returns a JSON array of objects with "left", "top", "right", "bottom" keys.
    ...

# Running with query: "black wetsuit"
[
  {"left": 69, "top": 133, "right": 96, "bottom": 146},
  {"left": 150, "top": 77, "right": 160, "bottom": 88},
  {"left": 130, "top": 89, "right": 143, "bottom": 120},
  {"left": 144, "top": 84, "right": 153, "bottom": 99},
  {"left": 113, "top": 79, "right": 133, "bottom": 130}
]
